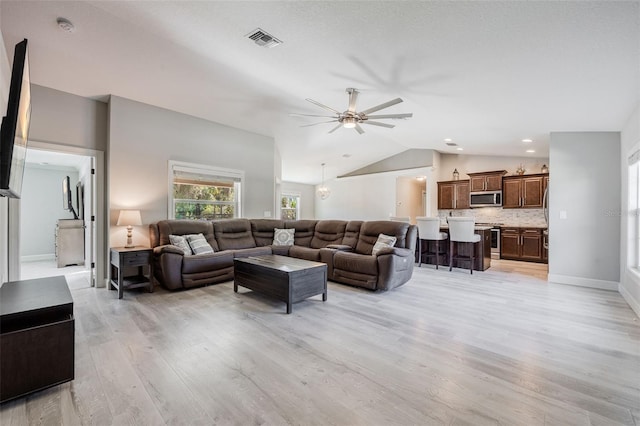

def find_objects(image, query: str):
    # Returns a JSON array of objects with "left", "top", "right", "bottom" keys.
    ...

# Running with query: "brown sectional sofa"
[{"left": 149, "top": 218, "right": 417, "bottom": 292}]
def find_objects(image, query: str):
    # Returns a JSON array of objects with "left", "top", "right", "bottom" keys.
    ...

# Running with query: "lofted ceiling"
[{"left": 1, "top": 1, "right": 638, "bottom": 184}]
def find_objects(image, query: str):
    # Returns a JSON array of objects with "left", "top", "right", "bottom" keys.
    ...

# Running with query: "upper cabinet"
[
  {"left": 438, "top": 180, "right": 469, "bottom": 210},
  {"left": 467, "top": 170, "right": 507, "bottom": 192},
  {"left": 502, "top": 173, "right": 548, "bottom": 208}
]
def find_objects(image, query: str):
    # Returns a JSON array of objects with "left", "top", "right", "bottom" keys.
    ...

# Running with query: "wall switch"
[
  {"left": 559, "top": 210, "right": 567, "bottom": 219},
  {"left": 263, "top": 211, "right": 271, "bottom": 218}
]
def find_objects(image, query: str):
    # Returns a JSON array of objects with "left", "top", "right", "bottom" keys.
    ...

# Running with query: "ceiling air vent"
[
  {"left": 446, "top": 142, "right": 458, "bottom": 146},
  {"left": 246, "top": 28, "right": 283, "bottom": 48}
]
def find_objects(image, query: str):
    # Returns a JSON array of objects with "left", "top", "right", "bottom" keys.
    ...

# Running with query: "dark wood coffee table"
[{"left": 233, "top": 255, "right": 327, "bottom": 314}]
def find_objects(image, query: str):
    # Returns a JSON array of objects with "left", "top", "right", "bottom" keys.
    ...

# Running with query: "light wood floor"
[{"left": 1, "top": 262, "right": 639, "bottom": 425}]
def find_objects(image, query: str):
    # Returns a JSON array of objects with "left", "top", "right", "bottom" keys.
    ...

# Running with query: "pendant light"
[{"left": 317, "top": 163, "right": 331, "bottom": 200}]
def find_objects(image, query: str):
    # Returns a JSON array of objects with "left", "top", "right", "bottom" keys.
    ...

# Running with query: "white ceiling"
[{"left": 1, "top": 1, "right": 638, "bottom": 184}]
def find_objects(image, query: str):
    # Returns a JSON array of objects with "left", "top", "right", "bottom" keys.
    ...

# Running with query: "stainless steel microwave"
[{"left": 470, "top": 191, "right": 502, "bottom": 208}]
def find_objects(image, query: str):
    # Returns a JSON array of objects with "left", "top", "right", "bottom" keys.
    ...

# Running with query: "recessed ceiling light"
[
  {"left": 456, "top": 147, "right": 464, "bottom": 151},
  {"left": 57, "top": 17, "right": 75, "bottom": 33},
  {"left": 526, "top": 149, "right": 535, "bottom": 153},
  {"left": 522, "top": 139, "right": 533, "bottom": 143},
  {"left": 444, "top": 138, "right": 452, "bottom": 142}
]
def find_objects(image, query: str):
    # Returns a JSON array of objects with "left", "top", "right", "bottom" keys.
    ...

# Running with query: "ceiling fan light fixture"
[{"left": 343, "top": 117, "right": 357, "bottom": 129}]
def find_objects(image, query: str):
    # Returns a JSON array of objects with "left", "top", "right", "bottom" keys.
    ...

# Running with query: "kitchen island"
[{"left": 417, "top": 226, "right": 492, "bottom": 271}]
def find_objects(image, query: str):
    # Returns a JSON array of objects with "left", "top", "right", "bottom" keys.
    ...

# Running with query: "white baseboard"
[
  {"left": 21, "top": 254, "right": 55, "bottom": 263},
  {"left": 619, "top": 284, "right": 640, "bottom": 318},
  {"left": 547, "top": 273, "right": 619, "bottom": 291}
]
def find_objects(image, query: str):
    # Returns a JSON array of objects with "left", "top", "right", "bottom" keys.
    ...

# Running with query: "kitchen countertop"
[
  {"left": 439, "top": 225, "right": 493, "bottom": 231},
  {"left": 499, "top": 224, "right": 548, "bottom": 229}
]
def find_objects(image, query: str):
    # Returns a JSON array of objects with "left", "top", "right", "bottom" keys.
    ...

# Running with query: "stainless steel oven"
[{"left": 490, "top": 227, "right": 500, "bottom": 257}]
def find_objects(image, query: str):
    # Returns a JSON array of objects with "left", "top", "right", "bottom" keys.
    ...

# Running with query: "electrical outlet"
[{"left": 263, "top": 211, "right": 271, "bottom": 218}]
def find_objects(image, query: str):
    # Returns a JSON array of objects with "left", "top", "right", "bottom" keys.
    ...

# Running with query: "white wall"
[
  {"left": 108, "top": 96, "right": 277, "bottom": 247},
  {"left": 20, "top": 165, "right": 79, "bottom": 258},
  {"left": 315, "top": 168, "right": 432, "bottom": 221},
  {"left": 281, "top": 181, "right": 315, "bottom": 220},
  {"left": 396, "top": 177, "right": 426, "bottom": 223},
  {"left": 438, "top": 153, "right": 549, "bottom": 181},
  {"left": 548, "top": 132, "right": 621, "bottom": 290},
  {"left": 620, "top": 105, "right": 640, "bottom": 316}
]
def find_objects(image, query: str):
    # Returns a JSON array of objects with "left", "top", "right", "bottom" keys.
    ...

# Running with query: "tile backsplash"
[{"left": 437, "top": 207, "right": 547, "bottom": 227}]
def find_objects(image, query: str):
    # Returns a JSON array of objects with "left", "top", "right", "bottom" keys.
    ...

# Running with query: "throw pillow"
[
  {"left": 186, "top": 233, "right": 215, "bottom": 255},
  {"left": 273, "top": 228, "right": 295, "bottom": 246},
  {"left": 371, "top": 233, "right": 397, "bottom": 256},
  {"left": 169, "top": 234, "right": 192, "bottom": 256}
]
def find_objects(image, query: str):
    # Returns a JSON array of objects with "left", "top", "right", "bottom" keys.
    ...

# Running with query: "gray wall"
[
  {"left": 108, "top": 95, "right": 277, "bottom": 247},
  {"left": 30, "top": 85, "right": 108, "bottom": 151},
  {"left": 620, "top": 105, "right": 640, "bottom": 315},
  {"left": 20, "top": 165, "right": 79, "bottom": 258},
  {"left": 548, "top": 132, "right": 621, "bottom": 288}
]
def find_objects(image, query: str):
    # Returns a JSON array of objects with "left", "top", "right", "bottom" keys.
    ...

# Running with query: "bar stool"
[
  {"left": 447, "top": 217, "right": 481, "bottom": 274},
  {"left": 415, "top": 217, "right": 448, "bottom": 269}
]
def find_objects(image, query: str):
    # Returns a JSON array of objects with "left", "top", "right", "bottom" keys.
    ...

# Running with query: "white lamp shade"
[{"left": 116, "top": 210, "right": 142, "bottom": 226}]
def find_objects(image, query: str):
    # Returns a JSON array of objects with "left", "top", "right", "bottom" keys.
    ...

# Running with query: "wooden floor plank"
[{"left": 1, "top": 261, "right": 639, "bottom": 425}]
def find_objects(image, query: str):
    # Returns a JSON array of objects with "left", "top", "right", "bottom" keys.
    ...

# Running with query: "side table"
[{"left": 110, "top": 247, "right": 154, "bottom": 299}]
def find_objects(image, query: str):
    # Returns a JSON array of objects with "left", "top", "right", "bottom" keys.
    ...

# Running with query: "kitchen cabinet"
[
  {"left": 438, "top": 180, "right": 469, "bottom": 210},
  {"left": 502, "top": 174, "right": 548, "bottom": 208},
  {"left": 500, "top": 227, "right": 546, "bottom": 263},
  {"left": 468, "top": 170, "right": 507, "bottom": 192}
]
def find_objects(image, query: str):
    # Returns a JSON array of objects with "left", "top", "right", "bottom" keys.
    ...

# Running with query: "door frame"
[{"left": 8, "top": 140, "right": 106, "bottom": 286}]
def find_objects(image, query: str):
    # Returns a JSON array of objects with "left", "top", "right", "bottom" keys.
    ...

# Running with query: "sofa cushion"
[
  {"left": 181, "top": 251, "right": 234, "bottom": 274},
  {"left": 288, "top": 246, "right": 321, "bottom": 262},
  {"left": 273, "top": 228, "right": 295, "bottom": 246},
  {"left": 156, "top": 220, "right": 218, "bottom": 251},
  {"left": 187, "top": 233, "right": 215, "bottom": 255},
  {"left": 285, "top": 220, "right": 317, "bottom": 247},
  {"left": 334, "top": 251, "right": 378, "bottom": 276},
  {"left": 355, "top": 221, "right": 409, "bottom": 255},
  {"left": 251, "top": 219, "right": 285, "bottom": 246},
  {"left": 169, "top": 234, "right": 192, "bottom": 255},
  {"left": 213, "top": 219, "right": 256, "bottom": 251},
  {"left": 342, "top": 221, "right": 363, "bottom": 249},
  {"left": 371, "top": 234, "right": 397, "bottom": 256},
  {"left": 310, "top": 220, "right": 347, "bottom": 249}
]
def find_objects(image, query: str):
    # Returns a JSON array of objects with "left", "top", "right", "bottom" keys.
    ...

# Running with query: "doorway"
[
  {"left": 395, "top": 176, "right": 427, "bottom": 223},
  {"left": 19, "top": 149, "right": 94, "bottom": 289}
]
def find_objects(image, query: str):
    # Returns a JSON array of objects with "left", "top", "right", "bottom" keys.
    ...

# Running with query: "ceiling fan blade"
[
  {"left": 354, "top": 123, "right": 365, "bottom": 134},
  {"left": 289, "top": 113, "right": 337, "bottom": 118},
  {"left": 365, "top": 113, "right": 413, "bottom": 119},
  {"left": 362, "top": 121, "right": 395, "bottom": 128},
  {"left": 347, "top": 88, "right": 359, "bottom": 113},
  {"left": 300, "top": 120, "right": 339, "bottom": 128},
  {"left": 328, "top": 123, "right": 343, "bottom": 134},
  {"left": 360, "top": 98, "right": 403, "bottom": 115},
  {"left": 306, "top": 98, "right": 342, "bottom": 115}
]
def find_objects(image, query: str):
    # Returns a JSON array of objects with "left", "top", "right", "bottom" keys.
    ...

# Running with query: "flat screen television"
[
  {"left": 62, "top": 176, "right": 78, "bottom": 219},
  {"left": 0, "top": 39, "right": 31, "bottom": 198}
]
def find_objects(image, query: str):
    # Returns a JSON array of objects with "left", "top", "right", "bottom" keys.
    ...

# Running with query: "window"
[
  {"left": 280, "top": 193, "right": 300, "bottom": 220},
  {"left": 169, "top": 161, "right": 243, "bottom": 220},
  {"left": 629, "top": 149, "right": 640, "bottom": 269}
]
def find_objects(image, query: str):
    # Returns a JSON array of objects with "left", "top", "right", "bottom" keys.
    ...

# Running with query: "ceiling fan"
[{"left": 291, "top": 88, "right": 413, "bottom": 134}]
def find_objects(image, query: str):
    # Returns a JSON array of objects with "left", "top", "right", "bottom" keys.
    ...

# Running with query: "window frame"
[
  {"left": 280, "top": 192, "right": 301, "bottom": 220},
  {"left": 629, "top": 146, "right": 640, "bottom": 271},
  {"left": 168, "top": 160, "right": 244, "bottom": 220}
]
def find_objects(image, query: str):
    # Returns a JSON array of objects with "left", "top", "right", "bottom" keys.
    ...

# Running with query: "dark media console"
[{"left": 0, "top": 276, "right": 74, "bottom": 403}]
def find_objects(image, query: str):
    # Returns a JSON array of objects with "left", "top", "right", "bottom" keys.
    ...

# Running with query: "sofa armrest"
[
  {"left": 153, "top": 244, "right": 184, "bottom": 256},
  {"left": 373, "top": 247, "right": 412, "bottom": 257},
  {"left": 326, "top": 244, "right": 353, "bottom": 252}
]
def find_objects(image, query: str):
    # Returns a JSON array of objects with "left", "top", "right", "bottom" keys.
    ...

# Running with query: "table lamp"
[{"left": 116, "top": 210, "right": 142, "bottom": 248}]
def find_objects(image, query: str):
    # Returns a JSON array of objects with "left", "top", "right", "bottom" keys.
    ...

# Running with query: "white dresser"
[{"left": 55, "top": 219, "right": 85, "bottom": 268}]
